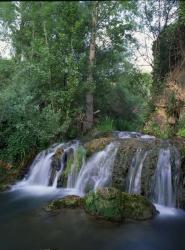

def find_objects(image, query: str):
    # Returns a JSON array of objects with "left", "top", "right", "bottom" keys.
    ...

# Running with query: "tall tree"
[{"left": 84, "top": 1, "right": 98, "bottom": 132}]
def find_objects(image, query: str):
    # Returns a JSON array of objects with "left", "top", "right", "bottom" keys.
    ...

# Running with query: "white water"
[
  {"left": 12, "top": 141, "right": 119, "bottom": 197},
  {"left": 75, "top": 142, "right": 119, "bottom": 195},
  {"left": 152, "top": 148, "right": 174, "bottom": 207},
  {"left": 118, "top": 131, "right": 155, "bottom": 139},
  {"left": 11, "top": 131, "right": 182, "bottom": 216},
  {"left": 12, "top": 141, "right": 80, "bottom": 191},
  {"left": 127, "top": 149, "right": 148, "bottom": 194}
]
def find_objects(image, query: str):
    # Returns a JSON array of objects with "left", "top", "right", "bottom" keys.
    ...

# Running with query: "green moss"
[
  {"left": 84, "top": 188, "right": 157, "bottom": 222},
  {"left": 84, "top": 188, "right": 123, "bottom": 222},
  {"left": 47, "top": 195, "right": 84, "bottom": 210},
  {"left": 84, "top": 137, "right": 113, "bottom": 157},
  {"left": 76, "top": 146, "right": 86, "bottom": 170},
  {"left": 122, "top": 192, "right": 157, "bottom": 220}
]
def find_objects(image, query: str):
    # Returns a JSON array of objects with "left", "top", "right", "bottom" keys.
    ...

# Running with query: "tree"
[
  {"left": 0, "top": 1, "right": 148, "bottom": 165},
  {"left": 84, "top": 1, "right": 98, "bottom": 132},
  {"left": 135, "top": 0, "right": 178, "bottom": 69}
]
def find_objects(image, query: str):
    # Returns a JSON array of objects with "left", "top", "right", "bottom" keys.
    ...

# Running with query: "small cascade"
[
  {"left": 152, "top": 145, "right": 181, "bottom": 207},
  {"left": 66, "top": 146, "right": 86, "bottom": 188},
  {"left": 12, "top": 141, "right": 84, "bottom": 190},
  {"left": 24, "top": 149, "right": 57, "bottom": 187},
  {"left": 152, "top": 148, "right": 174, "bottom": 206},
  {"left": 127, "top": 149, "right": 148, "bottom": 194},
  {"left": 12, "top": 140, "right": 118, "bottom": 196},
  {"left": 118, "top": 131, "right": 155, "bottom": 139},
  {"left": 75, "top": 142, "right": 119, "bottom": 195}
]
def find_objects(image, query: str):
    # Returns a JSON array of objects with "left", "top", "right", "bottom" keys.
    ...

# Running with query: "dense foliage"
[{"left": 0, "top": 1, "right": 152, "bottom": 165}]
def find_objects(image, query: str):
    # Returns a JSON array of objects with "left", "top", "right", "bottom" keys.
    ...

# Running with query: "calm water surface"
[{"left": 1, "top": 188, "right": 185, "bottom": 250}]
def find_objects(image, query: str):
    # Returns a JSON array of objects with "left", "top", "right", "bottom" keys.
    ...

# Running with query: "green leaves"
[{"left": 0, "top": 1, "right": 152, "bottom": 165}]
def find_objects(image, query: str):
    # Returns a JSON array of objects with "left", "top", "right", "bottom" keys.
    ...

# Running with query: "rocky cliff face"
[
  {"left": 145, "top": 23, "right": 185, "bottom": 135},
  {"left": 145, "top": 76, "right": 185, "bottom": 134}
]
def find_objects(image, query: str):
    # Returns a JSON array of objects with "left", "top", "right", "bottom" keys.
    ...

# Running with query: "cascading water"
[
  {"left": 152, "top": 145, "right": 181, "bottom": 207},
  {"left": 12, "top": 141, "right": 82, "bottom": 191},
  {"left": 12, "top": 140, "right": 119, "bottom": 197},
  {"left": 152, "top": 148, "right": 174, "bottom": 206},
  {"left": 127, "top": 149, "right": 148, "bottom": 194},
  {"left": 75, "top": 142, "right": 119, "bottom": 195},
  {"left": 66, "top": 146, "right": 86, "bottom": 189},
  {"left": 11, "top": 131, "right": 182, "bottom": 211}
]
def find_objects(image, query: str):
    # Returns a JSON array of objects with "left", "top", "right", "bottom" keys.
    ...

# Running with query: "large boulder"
[
  {"left": 84, "top": 188, "right": 157, "bottom": 222},
  {"left": 84, "top": 188, "right": 123, "bottom": 222},
  {"left": 84, "top": 188, "right": 122, "bottom": 221},
  {"left": 122, "top": 192, "right": 157, "bottom": 220}
]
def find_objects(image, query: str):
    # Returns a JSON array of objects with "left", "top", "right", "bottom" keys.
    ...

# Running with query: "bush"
[{"left": 97, "top": 117, "right": 115, "bottom": 133}]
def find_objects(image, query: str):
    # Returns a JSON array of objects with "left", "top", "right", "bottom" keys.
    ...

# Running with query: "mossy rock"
[
  {"left": 122, "top": 192, "right": 157, "bottom": 220},
  {"left": 47, "top": 195, "right": 84, "bottom": 210},
  {"left": 84, "top": 187, "right": 123, "bottom": 222},
  {"left": 0, "top": 165, "right": 19, "bottom": 192},
  {"left": 84, "top": 188, "right": 157, "bottom": 222},
  {"left": 84, "top": 137, "right": 113, "bottom": 157}
]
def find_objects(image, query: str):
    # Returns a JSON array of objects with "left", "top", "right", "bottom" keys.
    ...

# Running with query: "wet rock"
[
  {"left": 84, "top": 137, "right": 113, "bottom": 157},
  {"left": 57, "top": 147, "right": 74, "bottom": 187},
  {"left": 112, "top": 138, "right": 161, "bottom": 195},
  {"left": 47, "top": 195, "right": 84, "bottom": 210},
  {"left": 84, "top": 188, "right": 157, "bottom": 222},
  {"left": 49, "top": 147, "right": 64, "bottom": 186},
  {"left": 0, "top": 163, "right": 19, "bottom": 191},
  {"left": 84, "top": 188, "right": 123, "bottom": 222},
  {"left": 122, "top": 192, "right": 157, "bottom": 220}
]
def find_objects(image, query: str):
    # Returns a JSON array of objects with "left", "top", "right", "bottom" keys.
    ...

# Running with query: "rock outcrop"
[
  {"left": 84, "top": 188, "right": 157, "bottom": 221},
  {"left": 47, "top": 195, "right": 83, "bottom": 210},
  {"left": 84, "top": 188, "right": 123, "bottom": 222},
  {"left": 47, "top": 188, "right": 157, "bottom": 222}
]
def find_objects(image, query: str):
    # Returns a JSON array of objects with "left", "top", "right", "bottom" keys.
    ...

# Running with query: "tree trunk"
[{"left": 83, "top": 1, "right": 98, "bottom": 132}]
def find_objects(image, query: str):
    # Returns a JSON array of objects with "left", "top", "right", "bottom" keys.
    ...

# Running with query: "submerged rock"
[
  {"left": 47, "top": 195, "right": 83, "bottom": 210},
  {"left": 84, "top": 188, "right": 157, "bottom": 222}
]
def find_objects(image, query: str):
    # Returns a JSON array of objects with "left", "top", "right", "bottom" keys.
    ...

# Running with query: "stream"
[
  {"left": 1, "top": 132, "right": 185, "bottom": 250},
  {"left": 1, "top": 188, "right": 185, "bottom": 250}
]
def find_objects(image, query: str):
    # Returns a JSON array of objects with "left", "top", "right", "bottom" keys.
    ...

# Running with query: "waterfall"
[
  {"left": 125, "top": 141, "right": 181, "bottom": 208},
  {"left": 75, "top": 142, "right": 119, "bottom": 195},
  {"left": 152, "top": 148, "right": 174, "bottom": 206},
  {"left": 66, "top": 146, "right": 86, "bottom": 189},
  {"left": 12, "top": 141, "right": 82, "bottom": 190},
  {"left": 152, "top": 146, "right": 181, "bottom": 207},
  {"left": 24, "top": 150, "right": 54, "bottom": 186},
  {"left": 11, "top": 131, "right": 182, "bottom": 209},
  {"left": 127, "top": 149, "right": 148, "bottom": 194},
  {"left": 12, "top": 140, "right": 119, "bottom": 196}
]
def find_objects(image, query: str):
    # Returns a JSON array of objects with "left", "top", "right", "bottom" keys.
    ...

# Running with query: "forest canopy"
[{"left": 0, "top": 0, "right": 182, "bottom": 165}]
